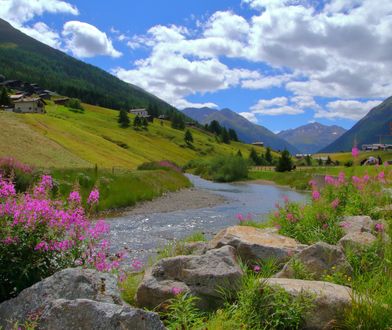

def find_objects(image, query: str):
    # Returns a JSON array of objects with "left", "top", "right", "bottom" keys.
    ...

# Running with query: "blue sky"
[{"left": 1, "top": 0, "right": 390, "bottom": 133}]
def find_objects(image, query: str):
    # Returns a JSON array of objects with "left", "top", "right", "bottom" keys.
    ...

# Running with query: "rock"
[
  {"left": 208, "top": 226, "right": 306, "bottom": 264},
  {"left": 0, "top": 268, "right": 122, "bottom": 328},
  {"left": 338, "top": 232, "right": 377, "bottom": 252},
  {"left": 339, "top": 215, "right": 374, "bottom": 234},
  {"left": 182, "top": 241, "right": 208, "bottom": 255},
  {"left": 136, "top": 245, "right": 243, "bottom": 311},
  {"left": 265, "top": 278, "right": 352, "bottom": 329},
  {"left": 39, "top": 299, "right": 165, "bottom": 330},
  {"left": 275, "top": 242, "right": 352, "bottom": 280}
]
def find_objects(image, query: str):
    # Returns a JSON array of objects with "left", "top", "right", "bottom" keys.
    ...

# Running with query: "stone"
[
  {"left": 136, "top": 245, "right": 243, "bottom": 311},
  {"left": 339, "top": 215, "right": 374, "bottom": 234},
  {"left": 182, "top": 241, "right": 208, "bottom": 255},
  {"left": 265, "top": 278, "right": 352, "bottom": 330},
  {"left": 275, "top": 242, "right": 352, "bottom": 280},
  {"left": 208, "top": 225, "right": 306, "bottom": 264},
  {"left": 39, "top": 299, "right": 165, "bottom": 330},
  {"left": 0, "top": 268, "right": 122, "bottom": 328},
  {"left": 338, "top": 232, "right": 377, "bottom": 252}
]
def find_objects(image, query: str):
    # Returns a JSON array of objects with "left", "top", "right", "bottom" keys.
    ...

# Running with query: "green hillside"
[
  {"left": 0, "top": 18, "right": 180, "bottom": 116},
  {"left": 321, "top": 96, "right": 392, "bottom": 152},
  {"left": 0, "top": 101, "right": 256, "bottom": 168}
]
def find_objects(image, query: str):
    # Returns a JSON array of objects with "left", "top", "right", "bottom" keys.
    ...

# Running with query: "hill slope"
[
  {"left": 0, "top": 101, "right": 255, "bottom": 168},
  {"left": 182, "top": 107, "right": 299, "bottom": 154},
  {"left": 321, "top": 97, "right": 392, "bottom": 152},
  {"left": 278, "top": 122, "right": 346, "bottom": 154},
  {"left": 0, "top": 18, "right": 178, "bottom": 115}
]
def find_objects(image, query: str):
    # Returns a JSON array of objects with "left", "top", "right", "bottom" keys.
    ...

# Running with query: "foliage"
[
  {"left": 119, "top": 272, "right": 144, "bottom": 306},
  {"left": 265, "top": 147, "right": 273, "bottom": 165},
  {"left": 118, "top": 110, "right": 130, "bottom": 128},
  {"left": 65, "top": 98, "right": 84, "bottom": 111},
  {"left": 275, "top": 150, "right": 294, "bottom": 172},
  {"left": 184, "top": 129, "right": 194, "bottom": 144},
  {"left": 171, "top": 113, "right": 185, "bottom": 130},
  {"left": 249, "top": 147, "right": 261, "bottom": 165},
  {"left": 0, "top": 175, "right": 121, "bottom": 302},
  {"left": 189, "top": 155, "right": 248, "bottom": 182},
  {"left": 0, "top": 87, "right": 11, "bottom": 106},
  {"left": 0, "top": 157, "right": 36, "bottom": 192},
  {"left": 228, "top": 128, "right": 238, "bottom": 142},
  {"left": 137, "top": 160, "right": 182, "bottom": 172}
]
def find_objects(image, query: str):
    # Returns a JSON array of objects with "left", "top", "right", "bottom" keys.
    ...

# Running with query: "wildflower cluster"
[
  {"left": 0, "top": 175, "right": 121, "bottom": 302},
  {"left": 271, "top": 167, "right": 391, "bottom": 245}
]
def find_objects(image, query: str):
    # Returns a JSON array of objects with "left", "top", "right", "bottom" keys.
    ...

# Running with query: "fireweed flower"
[
  {"left": 325, "top": 175, "right": 336, "bottom": 186},
  {"left": 312, "top": 190, "right": 321, "bottom": 200},
  {"left": 253, "top": 265, "right": 261, "bottom": 273},
  {"left": 131, "top": 259, "right": 143, "bottom": 271},
  {"left": 236, "top": 213, "right": 244, "bottom": 222},
  {"left": 287, "top": 213, "right": 296, "bottom": 222},
  {"left": 331, "top": 198, "right": 339, "bottom": 209},
  {"left": 352, "top": 147, "right": 359, "bottom": 158},
  {"left": 374, "top": 223, "right": 384, "bottom": 232},
  {"left": 172, "top": 287, "right": 183, "bottom": 295},
  {"left": 308, "top": 180, "right": 317, "bottom": 187},
  {"left": 0, "top": 178, "right": 16, "bottom": 198},
  {"left": 87, "top": 188, "right": 100, "bottom": 205},
  {"left": 68, "top": 191, "right": 81, "bottom": 205},
  {"left": 377, "top": 172, "right": 385, "bottom": 183}
]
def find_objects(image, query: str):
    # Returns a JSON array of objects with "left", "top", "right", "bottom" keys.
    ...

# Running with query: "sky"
[{"left": 0, "top": 0, "right": 390, "bottom": 133}]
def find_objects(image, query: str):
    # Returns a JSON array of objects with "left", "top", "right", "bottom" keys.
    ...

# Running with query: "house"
[
  {"left": 186, "top": 122, "right": 196, "bottom": 127},
  {"left": 295, "top": 153, "right": 312, "bottom": 159},
  {"left": 158, "top": 114, "right": 168, "bottom": 120},
  {"left": 54, "top": 97, "right": 70, "bottom": 105},
  {"left": 10, "top": 94, "right": 24, "bottom": 102},
  {"left": 13, "top": 97, "right": 46, "bottom": 114},
  {"left": 251, "top": 142, "right": 264, "bottom": 147},
  {"left": 129, "top": 108, "right": 150, "bottom": 118}
]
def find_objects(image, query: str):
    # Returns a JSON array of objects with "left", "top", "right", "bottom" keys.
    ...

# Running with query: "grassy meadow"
[{"left": 0, "top": 101, "right": 256, "bottom": 168}]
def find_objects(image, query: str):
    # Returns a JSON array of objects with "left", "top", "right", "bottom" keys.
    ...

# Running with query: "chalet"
[
  {"left": 54, "top": 97, "right": 70, "bottom": 105},
  {"left": 10, "top": 94, "right": 24, "bottom": 102},
  {"left": 295, "top": 153, "right": 312, "bottom": 159},
  {"left": 251, "top": 142, "right": 264, "bottom": 147},
  {"left": 0, "top": 80, "right": 22, "bottom": 89},
  {"left": 158, "top": 114, "right": 168, "bottom": 120},
  {"left": 13, "top": 97, "right": 46, "bottom": 114},
  {"left": 129, "top": 108, "right": 150, "bottom": 118}
]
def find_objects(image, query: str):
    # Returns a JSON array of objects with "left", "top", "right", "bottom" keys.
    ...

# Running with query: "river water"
[{"left": 108, "top": 174, "right": 307, "bottom": 263}]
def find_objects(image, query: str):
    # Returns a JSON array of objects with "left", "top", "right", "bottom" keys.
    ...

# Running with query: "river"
[{"left": 108, "top": 174, "right": 307, "bottom": 263}]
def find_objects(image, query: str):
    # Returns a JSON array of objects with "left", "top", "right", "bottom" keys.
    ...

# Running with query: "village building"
[
  {"left": 54, "top": 97, "right": 70, "bottom": 105},
  {"left": 13, "top": 97, "right": 46, "bottom": 114},
  {"left": 158, "top": 114, "right": 168, "bottom": 120},
  {"left": 129, "top": 108, "right": 150, "bottom": 118},
  {"left": 251, "top": 142, "right": 264, "bottom": 147}
]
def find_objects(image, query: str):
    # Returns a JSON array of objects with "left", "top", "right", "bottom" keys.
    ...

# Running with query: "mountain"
[
  {"left": 321, "top": 97, "right": 392, "bottom": 152},
  {"left": 277, "top": 122, "right": 346, "bottom": 154},
  {"left": 182, "top": 107, "right": 299, "bottom": 154},
  {"left": 0, "top": 18, "right": 179, "bottom": 116}
]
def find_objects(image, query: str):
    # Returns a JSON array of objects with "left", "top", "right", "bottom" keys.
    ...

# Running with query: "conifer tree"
[
  {"left": 184, "top": 129, "right": 193, "bottom": 144},
  {"left": 118, "top": 110, "right": 130, "bottom": 128}
]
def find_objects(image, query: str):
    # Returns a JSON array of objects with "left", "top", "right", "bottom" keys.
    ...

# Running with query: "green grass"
[
  {"left": 315, "top": 150, "right": 392, "bottom": 164},
  {"left": 50, "top": 167, "right": 191, "bottom": 211},
  {"left": 0, "top": 101, "right": 256, "bottom": 168}
]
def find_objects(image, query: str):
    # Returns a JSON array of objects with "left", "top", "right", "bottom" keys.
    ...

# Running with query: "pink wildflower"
[
  {"left": 0, "top": 179, "right": 16, "bottom": 198},
  {"left": 131, "top": 259, "right": 143, "bottom": 271},
  {"left": 68, "top": 191, "right": 81, "bottom": 205},
  {"left": 312, "top": 190, "right": 321, "bottom": 201},
  {"left": 236, "top": 213, "right": 244, "bottom": 222},
  {"left": 377, "top": 171, "right": 385, "bottom": 183},
  {"left": 172, "top": 287, "right": 183, "bottom": 296},
  {"left": 374, "top": 223, "right": 384, "bottom": 232},
  {"left": 338, "top": 172, "right": 345, "bottom": 184},
  {"left": 283, "top": 195, "right": 289, "bottom": 204},
  {"left": 253, "top": 265, "right": 261, "bottom": 273},
  {"left": 87, "top": 188, "right": 100, "bottom": 205},
  {"left": 287, "top": 213, "right": 296, "bottom": 222},
  {"left": 34, "top": 241, "right": 49, "bottom": 251},
  {"left": 322, "top": 223, "right": 329, "bottom": 229},
  {"left": 352, "top": 146, "right": 359, "bottom": 158},
  {"left": 325, "top": 176, "right": 336, "bottom": 185},
  {"left": 331, "top": 198, "right": 339, "bottom": 209},
  {"left": 308, "top": 180, "right": 317, "bottom": 187}
]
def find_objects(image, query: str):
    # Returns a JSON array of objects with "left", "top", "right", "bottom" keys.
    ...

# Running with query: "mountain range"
[
  {"left": 182, "top": 107, "right": 299, "bottom": 154},
  {"left": 321, "top": 97, "right": 392, "bottom": 152},
  {"left": 278, "top": 123, "right": 346, "bottom": 154}
]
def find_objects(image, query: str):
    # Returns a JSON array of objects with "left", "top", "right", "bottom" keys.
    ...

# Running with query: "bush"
[
  {"left": 275, "top": 150, "right": 294, "bottom": 172},
  {"left": 0, "top": 175, "right": 121, "bottom": 302},
  {"left": 65, "top": 98, "right": 84, "bottom": 111},
  {"left": 0, "top": 157, "right": 36, "bottom": 192}
]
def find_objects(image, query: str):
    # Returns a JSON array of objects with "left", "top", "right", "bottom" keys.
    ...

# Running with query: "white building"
[
  {"left": 13, "top": 97, "right": 45, "bottom": 114},
  {"left": 129, "top": 108, "right": 149, "bottom": 117}
]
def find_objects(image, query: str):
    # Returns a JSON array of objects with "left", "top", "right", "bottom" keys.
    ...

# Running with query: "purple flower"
[
  {"left": 352, "top": 147, "right": 359, "bottom": 158},
  {"left": 68, "top": 191, "right": 81, "bottom": 205},
  {"left": 236, "top": 213, "right": 244, "bottom": 222},
  {"left": 253, "top": 265, "right": 261, "bottom": 272},
  {"left": 87, "top": 188, "right": 100, "bottom": 205},
  {"left": 374, "top": 223, "right": 384, "bottom": 232},
  {"left": 171, "top": 287, "right": 183, "bottom": 295},
  {"left": 331, "top": 198, "right": 339, "bottom": 209},
  {"left": 131, "top": 259, "right": 143, "bottom": 271},
  {"left": 312, "top": 190, "right": 321, "bottom": 201}
]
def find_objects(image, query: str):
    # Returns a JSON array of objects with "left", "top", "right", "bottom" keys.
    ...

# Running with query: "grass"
[
  {"left": 314, "top": 150, "right": 392, "bottom": 163},
  {"left": 0, "top": 101, "right": 256, "bottom": 168},
  {"left": 49, "top": 167, "right": 191, "bottom": 211}
]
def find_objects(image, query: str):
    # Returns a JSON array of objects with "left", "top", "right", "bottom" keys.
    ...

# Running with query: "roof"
[
  {"left": 129, "top": 108, "right": 147, "bottom": 112},
  {"left": 13, "top": 97, "right": 42, "bottom": 103}
]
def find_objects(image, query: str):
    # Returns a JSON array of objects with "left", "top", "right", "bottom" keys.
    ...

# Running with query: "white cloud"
[
  {"left": 250, "top": 97, "right": 304, "bottom": 115},
  {"left": 19, "top": 22, "right": 61, "bottom": 49},
  {"left": 62, "top": 21, "right": 122, "bottom": 58},
  {"left": 239, "top": 112, "right": 258, "bottom": 123},
  {"left": 315, "top": 99, "right": 382, "bottom": 120},
  {"left": 0, "top": 0, "right": 78, "bottom": 25}
]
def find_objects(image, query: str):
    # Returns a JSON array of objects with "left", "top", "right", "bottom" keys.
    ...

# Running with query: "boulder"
[
  {"left": 208, "top": 226, "right": 306, "bottom": 264},
  {"left": 0, "top": 268, "right": 122, "bottom": 328},
  {"left": 182, "top": 241, "right": 208, "bottom": 255},
  {"left": 339, "top": 216, "right": 373, "bottom": 234},
  {"left": 39, "top": 299, "right": 165, "bottom": 330},
  {"left": 339, "top": 232, "right": 377, "bottom": 252},
  {"left": 275, "top": 242, "right": 352, "bottom": 280},
  {"left": 265, "top": 278, "right": 352, "bottom": 329},
  {"left": 136, "top": 245, "right": 243, "bottom": 311}
]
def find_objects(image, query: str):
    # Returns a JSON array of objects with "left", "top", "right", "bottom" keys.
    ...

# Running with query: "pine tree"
[
  {"left": 0, "top": 87, "right": 11, "bottom": 106},
  {"left": 118, "top": 110, "right": 130, "bottom": 128},
  {"left": 275, "top": 149, "right": 293, "bottom": 172},
  {"left": 236, "top": 150, "right": 243, "bottom": 158},
  {"left": 221, "top": 127, "right": 230, "bottom": 144},
  {"left": 208, "top": 120, "right": 222, "bottom": 135},
  {"left": 228, "top": 128, "right": 239, "bottom": 142},
  {"left": 133, "top": 115, "right": 141, "bottom": 128},
  {"left": 265, "top": 147, "right": 273, "bottom": 165},
  {"left": 184, "top": 129, "right": 193, "bottom": 144},
  {"left": 141, "top": 117, "right": 148, "bottom": 129},
  {"left": 249, "top": 148, "right": 261, "bottom": 165}
]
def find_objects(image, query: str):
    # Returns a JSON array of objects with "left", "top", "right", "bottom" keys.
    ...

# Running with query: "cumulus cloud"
[
  {"left": 250, "top": 97, "right": 304, "bottom": 115},
  {"left": 315, "top": 99, "right": 382, "bottom": 120},
  {"left": 239, "top": 112, "right": 258, "bottom": 123},
  {"left": 62, "top": 21, "right": 122, "bottom": 58},
  {"left": 19, "top": 22, "right": 61, "bottom": 49}
]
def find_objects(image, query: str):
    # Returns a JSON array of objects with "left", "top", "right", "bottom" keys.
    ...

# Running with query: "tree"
[
  {"left": 66, "top": 98, "right": 83, "bottom": 110},
  {"left": 133, "top": 115, "right": 141, "bottom": 128},
  {"left": 141, "top": 117, "right": 148, "bottom": 129},
  {"left": 228, "top": 128, "right": 239, "bottom": 142},
  {"left": 275, "top": 149, "right": 293, "bottom": 172},
  {"left": 305, "top": 155, "right": 312, "bottom": 166},
  {"left": 171, "top": 113, "right": 185, "bottom": 130},
  {"left": 220, "top": 127, "right": 230, "bottom": 144},
  {"left": 0, "top": 87, "right": 11, "bottom": 106},
  {"left": 184, "top": 129, "right": 193, "bottom": 144},
  {"left": 208, "top": 120, "right": 222, "bottom": 135},
  {"left": 249, "top": 148, "right": 261, "bottom": 165},
  {"left": 118, "top": 110, "right": 130, "bottom": 128},
  {"left": 265, "top": 147, "right": 273, "bottom": 165},
  {"left": 236, "top": 150, "right": 243, "bottom": 158}
]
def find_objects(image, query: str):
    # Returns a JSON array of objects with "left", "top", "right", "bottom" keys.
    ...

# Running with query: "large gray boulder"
[
  {"left": 275, "top": 242, "right": 352, "bottom": 280},
  {"left": 208, "top": 225, "right": 306, "bottom": 264},
  {"left": 338, "top": 231, "right": 377, "bottom": 252},
  {"left": 39, "top": 299, "right": 165, "bottom": 330},
  {"left": 265, "top": 278, "right": 352, "bottom": 329},
  {"left": 339, "top": 215, "right": 374, "bottom": 234},
  {"left": 136, "top": 245, "right": 243, "bottom": 311},
  {"left": 0, "top": 268, "right": 122, "bottom": 327}
]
